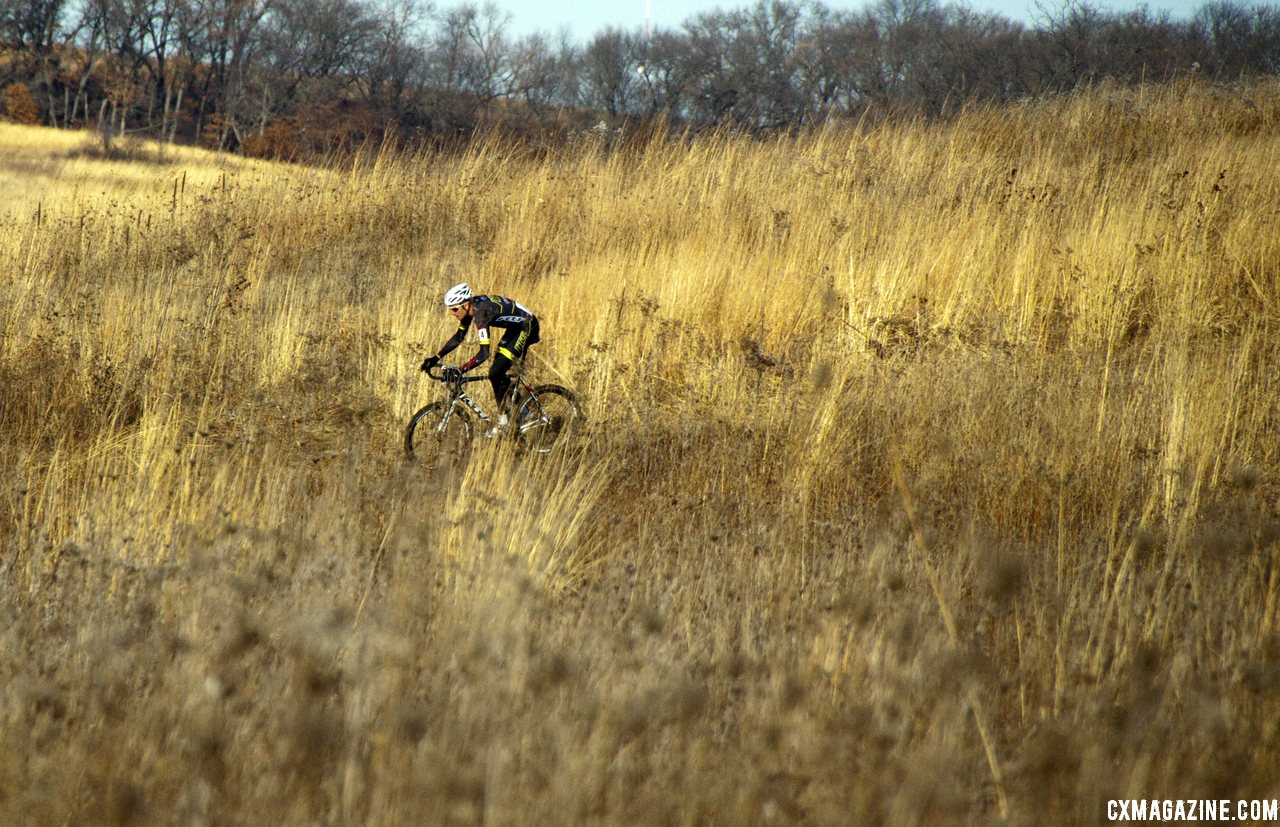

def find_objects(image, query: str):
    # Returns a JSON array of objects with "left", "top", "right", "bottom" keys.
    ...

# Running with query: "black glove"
[
  {"left": 442, "top": 366, "right": 461, "bottom": 383},
  {"left": 420, "top": 355, "right": 439, "bottom": 372}
]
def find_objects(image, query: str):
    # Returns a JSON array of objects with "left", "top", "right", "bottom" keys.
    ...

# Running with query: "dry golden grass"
[{"left": 3, "top": 78, "right": 1280, "bottom": 825}]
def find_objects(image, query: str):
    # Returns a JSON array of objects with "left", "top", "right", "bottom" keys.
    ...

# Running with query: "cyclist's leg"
[
  {"left": 492, "top": 323, "right": 535, "bottom": 411},
  {"left": 489, "top": 349, "right": 514, "bottom": 409},
  {"left": 515, "top": 321, "right": 536, "bottom": 374}
]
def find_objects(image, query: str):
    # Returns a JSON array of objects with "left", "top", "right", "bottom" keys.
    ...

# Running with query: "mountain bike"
[{"left": 404, "top": 362, "right": 582, "bottom": 461}]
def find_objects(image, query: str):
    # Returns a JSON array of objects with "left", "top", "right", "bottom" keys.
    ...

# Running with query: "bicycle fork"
[{"left": 441, "top": 393, "right": 493, "bottom": 431}]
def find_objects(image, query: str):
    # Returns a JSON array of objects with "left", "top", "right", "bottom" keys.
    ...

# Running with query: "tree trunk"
[
  {"left": 98, "top": 99, "right": 112, "bottom": 153},
  {"left": 170, "top": 87, "right": 184, "bottom": 143},
  {"left": 161, "top": 80, "right": 171, "bottom": 142}
]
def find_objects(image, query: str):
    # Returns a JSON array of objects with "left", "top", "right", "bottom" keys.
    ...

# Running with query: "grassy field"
[{"left": 3, "top": 79, "right": 1280, "bottom": 824}]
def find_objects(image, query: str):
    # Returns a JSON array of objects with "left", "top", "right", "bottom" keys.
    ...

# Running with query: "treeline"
[{"left": 2, "top": 0, "right": 1279, "bottom": 155}]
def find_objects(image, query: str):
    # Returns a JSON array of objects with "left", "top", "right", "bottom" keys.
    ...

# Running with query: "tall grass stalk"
[{"left": 3, "top": 80, "right": 1280, "bottom": 824}]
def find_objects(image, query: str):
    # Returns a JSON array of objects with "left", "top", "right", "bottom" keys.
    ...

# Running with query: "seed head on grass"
[{"left": 5, "top": 82, "right": 1280, "bottom": 825}]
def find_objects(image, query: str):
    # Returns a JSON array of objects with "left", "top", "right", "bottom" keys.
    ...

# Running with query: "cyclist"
[{"left": 420, "top": 283, "right": 541, "bottom": 434}]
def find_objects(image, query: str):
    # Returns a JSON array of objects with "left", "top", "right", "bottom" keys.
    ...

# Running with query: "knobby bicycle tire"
[
  {"left": 516, "top": 385, "right": 582, "bottom": 454},
  {"left": 404, "top": 401, "right": 473, "bottom": 462}
]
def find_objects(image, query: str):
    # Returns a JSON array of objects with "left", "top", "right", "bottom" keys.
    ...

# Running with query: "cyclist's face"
[{"left": 449, "top": 302, "right": 470, "bottom": 318}]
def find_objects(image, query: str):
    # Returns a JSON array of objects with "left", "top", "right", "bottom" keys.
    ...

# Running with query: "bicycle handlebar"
[{"left": 424, "top": 364, "right": 487, "bottom": 384}]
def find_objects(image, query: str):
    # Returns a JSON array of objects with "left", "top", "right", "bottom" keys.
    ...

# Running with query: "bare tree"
[
  {"left": 905, "top": 7, "right": 1033, "bottom": 111},
  {"left": 1196, "top": 0, "right": 1280, "bottom": 77},
  {"left": 1, "top": 0, "right": 67, "bottom": 50},
  {"left": 680, "top": 0, "right": 835, "bottom": 127},
  {"left": 508, "top": 29, "right": 575, "bottom": 111},
  {"left": 1097, "top": 7, "right": 1199, "bottom": 83},
  {"left": 175, "top": 0, "right": 272, "bottom": 147},
  {"left": 361, "top": 0, "right": 431, "bottom": 119},
  {"left": 1030, "top": 0, "right": 1109, "bottom": 89},
  {"left": 428, "top": 2, "right": 513, "bottom": 103},
  {"left": 792, "top": 5, "right": 857, "bottom": 119},
  {"left": 681, "top": 9, "right": 744, "bottom": 122},
  {"left": 741, "top": 0, "right": 809, "bottom": 125},
  {"left": 581, "top": 26, "right": 639, "bottom": 117},
  {"left": 1, "top": 0, "right": 69, "bottom": 123},
  {"left": 635, "top": 27, "right": 694, "bottom": 116},
  {"left": 115, "top": 0, "right": 186, "bottom": 137},
  {"left": 853, "top": 0, "right": 947, "bottom": 113},
  {"left": 4, "top": 0, "right": 1278, "bottom": 149}
]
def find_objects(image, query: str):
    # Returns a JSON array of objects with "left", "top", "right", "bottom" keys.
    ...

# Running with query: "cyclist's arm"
[
  {"left": 458, "top": 302, "right": 500, "bottom": 372},
  {"left": 435, "top": 316, "right": 471, "bottom": 359},
  {"left": 459, "top": 325, "right": 491, "bottom": 372}
]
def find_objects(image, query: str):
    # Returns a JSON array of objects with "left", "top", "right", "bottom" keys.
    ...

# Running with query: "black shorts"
[{"left": 496, "top": 317, "right": 540, "bottom": 362}]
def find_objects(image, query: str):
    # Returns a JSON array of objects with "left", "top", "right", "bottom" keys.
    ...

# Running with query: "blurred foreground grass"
[{"left": 3, "top": 79, "right": 1280, "bottom": 824}]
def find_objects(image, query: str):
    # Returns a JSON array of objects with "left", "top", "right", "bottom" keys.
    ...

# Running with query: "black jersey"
[
  {"left": 468, "top": 295, "right": 536, "bottom": 347},
  {"left": 436, "top": 294, "right": 538, "bottom": 372}
]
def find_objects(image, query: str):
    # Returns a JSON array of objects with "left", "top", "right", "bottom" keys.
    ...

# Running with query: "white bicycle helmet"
[{"left": 443, "top": 282, "right": 472, "bottom": 307}]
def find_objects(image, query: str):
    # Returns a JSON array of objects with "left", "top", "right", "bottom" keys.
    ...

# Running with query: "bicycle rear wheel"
[
  {"left": 516, "top": 385, "right": 582, "bottom": 454},
  {"left": 404, "top": 401, "right": 473, "bottom": 462}
]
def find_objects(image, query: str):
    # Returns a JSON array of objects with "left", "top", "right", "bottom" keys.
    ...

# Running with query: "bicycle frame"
[
  {"left": 408, "top": 360, "right": 580, "bottom": 459},
  {"left": 426, "top": 365, "right": 535, "bottom": 432}
]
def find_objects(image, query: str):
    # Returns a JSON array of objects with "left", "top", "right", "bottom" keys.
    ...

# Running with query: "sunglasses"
[{"left": 448, "top": 304, "right": 467, "bottom": 313}]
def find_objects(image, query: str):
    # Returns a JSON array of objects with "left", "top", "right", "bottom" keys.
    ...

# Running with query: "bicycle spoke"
[
  {"left": 516, "top": 386, "right": 581, "bottom": 454},
  {"left": 406, "top": 374, "right": 579, "bottom": 465},
  {"left": 405, "top": 401, "right": 472, "bottom": 463}
]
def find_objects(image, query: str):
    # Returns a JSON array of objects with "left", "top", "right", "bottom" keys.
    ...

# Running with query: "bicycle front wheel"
[
  {"left": 404, "top": 401, "right": 473, "bottom": 462},
  {"left": 516, "top": 385, "right": 582, "bottom": 454}
]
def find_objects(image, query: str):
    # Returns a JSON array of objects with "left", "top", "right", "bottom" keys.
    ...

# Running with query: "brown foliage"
[
  {"left": 4, "top": 82, "right": 1280, "bottom": 824},
  {"left": 1, "top": 82, "right": 42, "bottom": 124},
  {"left": 241, "top": 102, "right": 394, "bottom": 161}
]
